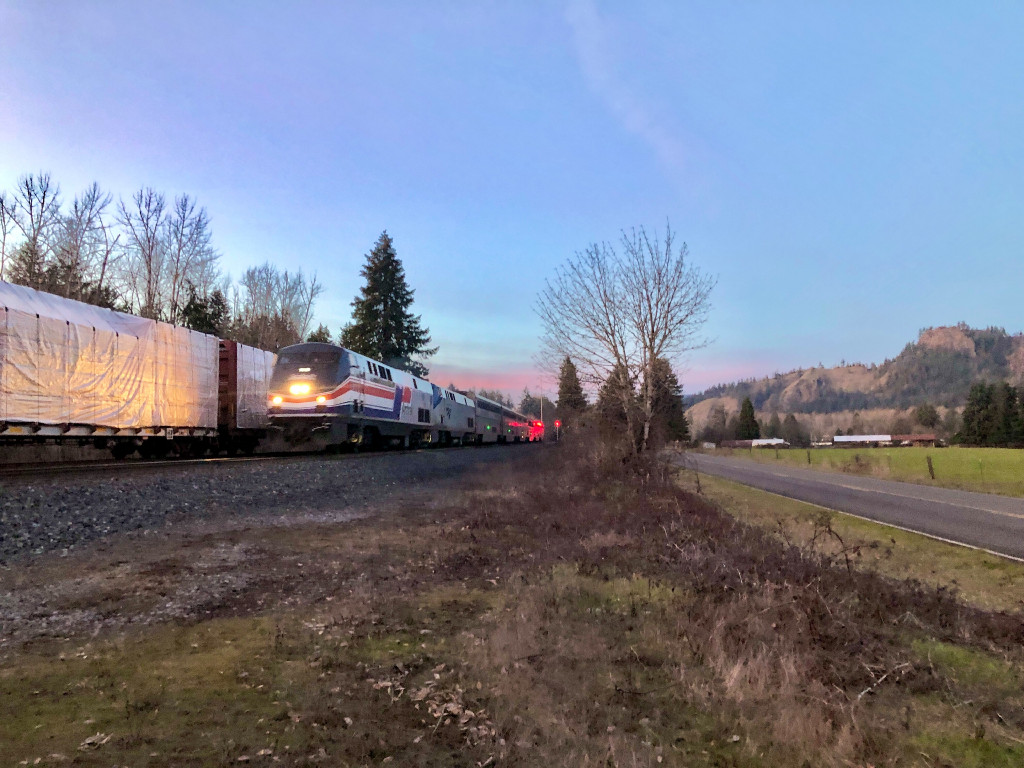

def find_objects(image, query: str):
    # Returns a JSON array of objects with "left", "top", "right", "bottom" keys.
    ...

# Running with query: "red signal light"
[{"left": 554, "top": 420, "right": 562, "bottom": 428}]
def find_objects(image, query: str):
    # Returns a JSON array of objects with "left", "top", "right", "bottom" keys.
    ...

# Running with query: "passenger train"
[{"left": 267, "top": 343, "right": 539, "bottom": 449}]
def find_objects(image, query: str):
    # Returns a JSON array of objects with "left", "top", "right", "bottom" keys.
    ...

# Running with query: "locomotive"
[{"left": 267, "top": 342, "right": 539, "bottom": 449}]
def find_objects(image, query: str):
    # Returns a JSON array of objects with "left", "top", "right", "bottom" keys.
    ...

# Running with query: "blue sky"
[{"left": 3, "top": 2, "right": 1023, "bottom": 399}]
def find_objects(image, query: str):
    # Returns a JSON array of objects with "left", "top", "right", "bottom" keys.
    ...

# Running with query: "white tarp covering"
[
  {"left": 0, "top": 281, "right": 218, "bottom": 429},
  {"left": 236, "top": 343, "right": 276, "bottom": 429}
]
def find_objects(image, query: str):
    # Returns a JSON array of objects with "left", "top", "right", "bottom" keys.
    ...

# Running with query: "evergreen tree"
[
  {"left": 781, "top": 413, "right": 810, "bottom": 447},
  {"left": 766, "top": 412, "right": 782, "bottom": 439},
  {"left": 339, "top": 231, "right": 436, "bottom": 377},
  {"left": 7, "top": 241, "right": 48, "bottom": 290},
  {"left": 520, "top": 388, "right": 557, "bottom": 420},
  {"left": 307, "top": 323, "right": 333, "bottom": 343},
  {"left": 648, "top": 358, "right": 689, "bottom": 443},
  {"left": 556, "top": 356, "right": 587, "bottom": 426},
  {"left": 958, "top": 382, "right": 994, "bottom": 445},
  {"left": 180, "top": 287, "right": 228, "bottom": 336},
  {"left": 596, "top": 363, "right": 636, "bottom": 427},
  {"left": 991, "top": 382, "right": 1018, "bottom": 446},
  {"left": 914, "top": 403, "right": 940, "bottom": 429},
  {"left": 1016, "top": 387, "right": 1024, "bottom": 445},
  {"left": 737, "top": 397, "right": 760, "bottom": 440}
]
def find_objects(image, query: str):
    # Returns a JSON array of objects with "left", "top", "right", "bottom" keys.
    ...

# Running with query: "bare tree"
[
  {"left": 163, "top": 194, "right": 220, "bottom": 322},
  {"left": 230, "top": 263, "right": 323, "bottom": 350},
  {"left": 6, "top": 172, "right": 62, "bottom": 288},
  {"left": 52, "top": 182, "right": 113, "bottom": 300},
  {"left": 620, "top": 226, "right": 714, "bottom": 450},
  {"left": 119, "top": 188, "right": 167, "bottom": 318},
  {"left": 289, "top": 270, "right": 324, "bottom": 341},
  {"left": 536, "top": 223, "right": 714, "bottom": 453},
  {"left": 0, "top": 191, "right": 14, "bottom": 280}
]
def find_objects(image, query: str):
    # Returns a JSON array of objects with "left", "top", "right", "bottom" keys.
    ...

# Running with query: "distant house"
[
  {"left": 722, "top": 438, "right": 790, "bottom": 449},
  {"left": 892, "top": 434, "right": 939, "bottom": 447},
  {"left": 833, "top": 434, "right": 892, "bottom": 446},
  {"left": 833, "top": 434, "right": 939, "bottom": 447}
]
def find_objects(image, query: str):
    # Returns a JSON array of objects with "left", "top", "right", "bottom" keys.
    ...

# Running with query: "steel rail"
[{"left": 0, "top": 442, "right": 530, "bottom": 482}]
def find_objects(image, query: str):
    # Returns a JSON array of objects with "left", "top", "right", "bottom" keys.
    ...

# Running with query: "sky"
[{"left": 2, "top": 2, "right": 1024, "bottom": 401}]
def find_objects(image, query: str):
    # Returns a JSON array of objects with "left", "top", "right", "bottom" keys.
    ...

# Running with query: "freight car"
[
  {"left": 0, "top": 280, "right": 274, "bottom": 459},
  {"left": 267, "top": 342, "right": 537, "bottom": 449}
]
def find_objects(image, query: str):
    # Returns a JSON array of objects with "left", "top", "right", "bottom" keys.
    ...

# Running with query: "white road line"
[
  {"left": 700, "top": 456, "right": 1024, "bottom": 521},
  {"left": 830, "top": 482, "right": 1024, "bottom": 520},
  {"left": 708, "top": 476, "right": 1024, "bottom": 564}
]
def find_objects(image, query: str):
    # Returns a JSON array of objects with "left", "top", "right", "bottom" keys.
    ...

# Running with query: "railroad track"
[
  {"left": 0, "top": 453, "right": 309, "bottom": 481},
  {"left": 0, "top": 443, "right": 527, "bottom": 482}
]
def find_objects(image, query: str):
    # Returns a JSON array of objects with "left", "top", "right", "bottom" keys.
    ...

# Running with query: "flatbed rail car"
[
  {"left": 267, "top": 343, "right": 539, "bottom": 449},
  {"left": 0, "top": 280, "right": 274, "bottom": 459}
]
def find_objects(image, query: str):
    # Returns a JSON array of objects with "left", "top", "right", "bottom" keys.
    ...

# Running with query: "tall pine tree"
[
  {"left": 737, "top": 397, "right": 760, "bottom": 440},
  {"left": 648, "top": 357, "right": 689, "bottom": 443},
  {"left": 556, "top": 356, "right": 587, "bottom": 426},
  {"left": 340, "top": 231, "right": 437, "bottom": 377}
]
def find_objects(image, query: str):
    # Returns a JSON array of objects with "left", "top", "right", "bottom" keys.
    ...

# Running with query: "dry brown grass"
[{"left": 5, "top": 439, "right": 1024, "bottom": 766}]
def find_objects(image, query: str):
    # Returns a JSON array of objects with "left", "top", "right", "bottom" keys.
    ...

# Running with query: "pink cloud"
[{"left": 428, "top": 362, "right": 555, "bottom": 400}]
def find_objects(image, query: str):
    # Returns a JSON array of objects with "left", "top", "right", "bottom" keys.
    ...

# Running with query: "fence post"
[
  {"left": 926, "top": 455, "right": 935, "bottom": 480},
  {"left": 807, "top": 449, "right": 811, "bottom": 465}
]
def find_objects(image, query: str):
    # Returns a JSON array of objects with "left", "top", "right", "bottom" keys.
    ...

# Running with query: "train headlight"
[
  {"left": 272, "top": 396, "right": 283, "bottom": 405},
  {"left": 316, "top": 395, "right": 327, "bottom": 403},
  {"left": 289, "top": 382, "right": 311, "bottom": 396}
]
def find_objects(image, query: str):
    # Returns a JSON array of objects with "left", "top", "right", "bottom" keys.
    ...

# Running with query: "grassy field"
[
  {"left": 684, "top": 472, "right": 1024, "bottom": 613},
  {"left": 5, "top": 444, "right": 1024, "bottom": 766},
  {"left": 718, "top": 444, "right": 1024, "bottom": 497}
]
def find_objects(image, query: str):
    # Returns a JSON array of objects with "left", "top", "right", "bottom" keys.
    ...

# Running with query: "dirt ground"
[{"left": 4, "top": 442, "right": 1024, "bottom": 767}]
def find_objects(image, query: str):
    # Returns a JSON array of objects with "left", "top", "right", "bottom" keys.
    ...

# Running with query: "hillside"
[{"left": 689, "top": 324, "right": 1024, "bottom": 416}]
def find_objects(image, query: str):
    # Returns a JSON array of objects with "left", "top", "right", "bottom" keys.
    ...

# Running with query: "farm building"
[{"left": 721, "top": 438, "right": 790, "bottom": 449}]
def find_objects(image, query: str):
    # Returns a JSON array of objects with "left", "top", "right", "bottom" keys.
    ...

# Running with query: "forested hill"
[{"left": 688, "top": 325, "right": 1024, "bottom": 414}]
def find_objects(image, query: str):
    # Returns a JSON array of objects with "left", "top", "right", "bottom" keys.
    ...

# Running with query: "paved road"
[{"left": 681, "top": 453, "right": 1024, "bottom": 561}]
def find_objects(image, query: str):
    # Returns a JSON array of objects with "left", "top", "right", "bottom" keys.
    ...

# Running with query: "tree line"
[
  {"left": 0, "top": 171, "right": 324, "bottom": 350},
  {"left": 695, "top": 397, "right": 812, "bottom": 447},
  {"left": 957, "top": 381, "right": 1024, "bottom": 446}
]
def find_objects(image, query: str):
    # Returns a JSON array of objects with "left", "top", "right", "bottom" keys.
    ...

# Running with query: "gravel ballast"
[{"left": 0, "top": 446, "right": 537, "bottom": 564}]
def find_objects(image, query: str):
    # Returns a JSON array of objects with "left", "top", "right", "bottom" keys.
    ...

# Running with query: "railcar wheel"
[
  {"left": 110, "top": 441, "right": 136, "bottom": 460},
  {"left": 140, "top": 439, "right": 170, "bottom": 459}
]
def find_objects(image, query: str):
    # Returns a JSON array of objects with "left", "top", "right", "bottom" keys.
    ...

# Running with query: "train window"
[
  {"left": 386, "top": 369, "right": 393, "bottom": 382},
  {"left": 468, "top": 418, "right": 474, "bottom": 428}
]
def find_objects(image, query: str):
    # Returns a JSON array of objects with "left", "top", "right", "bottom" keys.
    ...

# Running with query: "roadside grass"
[
  {"left": 5, "top": 441, "right": 1024, "bottom": 766},
  {"left": 687, "top": 473, "right": 1024, "bottom": 613},
  {"left": 719, "top": 445, "right": 1024, "bottom": 497}
]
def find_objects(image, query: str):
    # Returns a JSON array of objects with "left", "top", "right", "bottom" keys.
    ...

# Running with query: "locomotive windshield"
[{"left": 269, "top": 344, "right": 346, "bottom": 389}]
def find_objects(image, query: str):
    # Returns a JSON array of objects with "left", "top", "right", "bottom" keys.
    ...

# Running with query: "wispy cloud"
[{"left": 565, "top": 0, "right": 685, "bottom": 171}]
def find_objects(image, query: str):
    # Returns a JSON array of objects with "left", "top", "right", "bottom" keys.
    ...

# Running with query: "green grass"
[
  {"left": 718, "top": 445, "right": 1024, "bottom": 497},
  {"left": 688, "top": 473, "right": 1024, "bottom": 613},
  {"left": 0, "top": 616, "right": 314, "bottom": 766}
]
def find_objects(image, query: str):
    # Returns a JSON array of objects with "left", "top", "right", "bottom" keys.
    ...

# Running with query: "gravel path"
[{"left": 0, "top": 446, "right": 537, "bottom": 564}]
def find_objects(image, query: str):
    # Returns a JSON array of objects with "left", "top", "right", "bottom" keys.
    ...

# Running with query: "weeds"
[{"left": 5, "top": 437, "right": 1024, "bottom": 766}]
